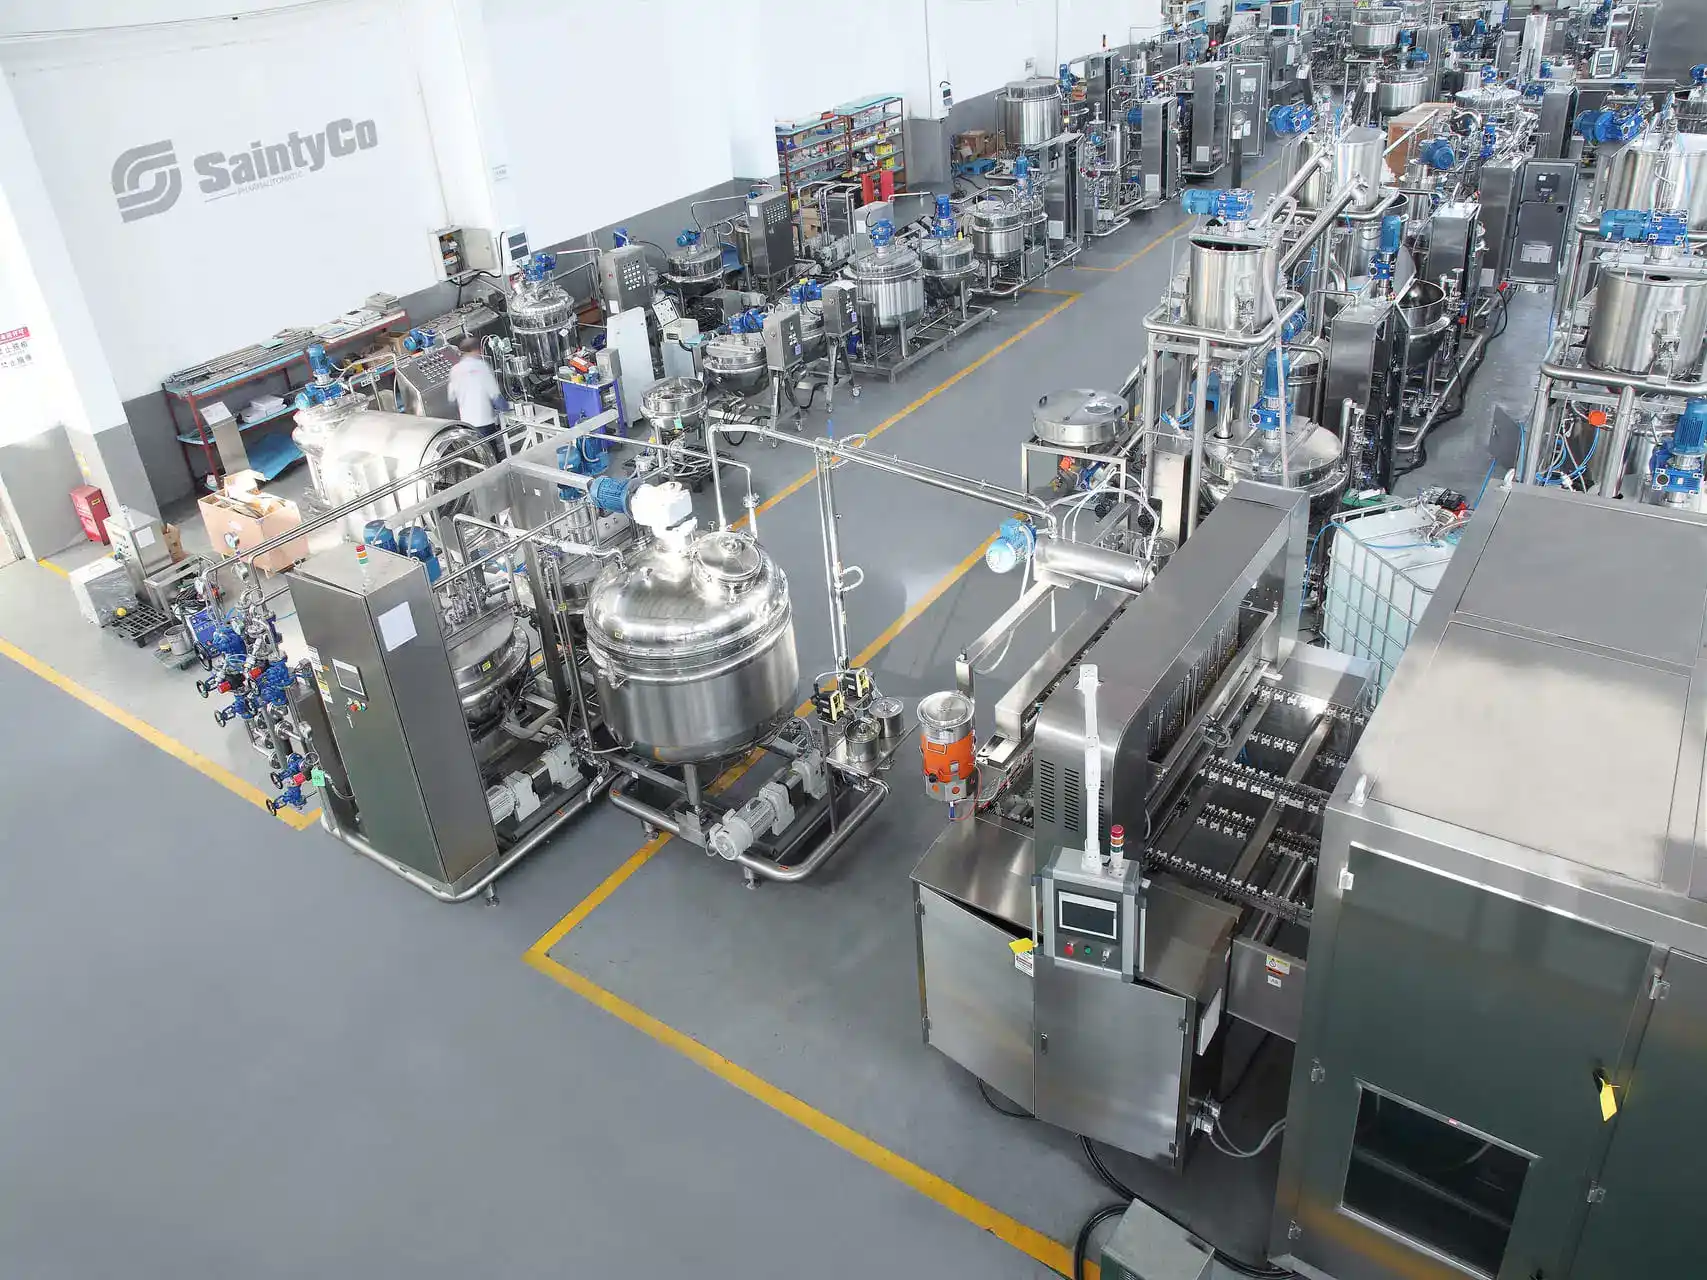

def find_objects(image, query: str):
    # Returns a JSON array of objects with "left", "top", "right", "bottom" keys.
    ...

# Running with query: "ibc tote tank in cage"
[{"left": 1321, "top": 504, "right": 1460, "bottom": 695}]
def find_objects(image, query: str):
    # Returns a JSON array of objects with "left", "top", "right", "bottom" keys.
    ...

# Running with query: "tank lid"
[
  {"left": 853, "top": 241, "right": 921, "bottom": 278},
  {"left": 693, "top": 531, "right": 762, "bottom": 586},
  {"left": 640, "top": 376, "right": 707, "bottom": 421},
  {"left": 918, "top": 690, "right": 974, "bottom": 733},
  {"left": 585, "top": 531, "right": 790, "bottom": 666},
  {"left": 1034, "top": 389, "right": 1126, "bottom": 431},
  {"left": 1004, "top": 76, "right": 1062, "bottom": 100}
]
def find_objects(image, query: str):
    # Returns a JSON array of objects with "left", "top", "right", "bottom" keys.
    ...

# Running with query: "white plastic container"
[{"left": 1322, "top": 506, "right": 1457, "bottom": 696}]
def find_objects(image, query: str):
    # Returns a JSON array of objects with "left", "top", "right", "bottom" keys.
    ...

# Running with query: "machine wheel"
[{"left": 850, "top": 385, "right": 862, "bottom": 399}]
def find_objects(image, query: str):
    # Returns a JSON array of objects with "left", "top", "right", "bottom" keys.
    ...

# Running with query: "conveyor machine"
[{"left": 911, "top": 482, "right": 1372, "bottom": 1167}]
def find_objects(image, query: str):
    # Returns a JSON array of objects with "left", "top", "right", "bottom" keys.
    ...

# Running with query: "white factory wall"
[
  {"left": 1, "top": 0, "right": 447, "bottom": 400},
  {"left": 0, "top": 0, "right": 1173, "bottom": 512},
  {"left": 483, "top": 0, "right": 747, "bottom": 250}
]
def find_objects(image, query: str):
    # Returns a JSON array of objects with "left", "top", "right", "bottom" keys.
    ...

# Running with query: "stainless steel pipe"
[
  {"left": 1032, "top": 535, "right": 1154, "bottom": 592},
  {"left": 709, "top": 422, "right": 1055, "bottom": 527},
  {"left": 1250, "top": 148, "right": 1326, "bottom": 229},
  {"left": 1278, "top": 184, "right": 1364, "bottom": 274}
]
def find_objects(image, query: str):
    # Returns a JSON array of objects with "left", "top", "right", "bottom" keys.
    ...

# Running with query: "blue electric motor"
[
  {"left": 397, "top": 527, "right": 442, "bottom": 583},
  {"left": 1417, "top": 137, "right": 1456, "bottom": 170},
  {"left": 1268, "top": 103, "right": 1316, "bottom": 135},
  {"left": 1181, "top": 187, "right": 1254, "bottom": 222},
  {"left": 1575, "top": 106, "right": 1641, "bottom": 145},
  {"left": 588, "top": 474, "right": 640, "bottom": 516},
  {"left": 985, "top": 517, "right": 1037, "bottom": 574},
  {"left": 932, "top": 194, "right": 957, "bottom": 239},
  {"left": 294, "top": 342, "right": 346, "bottom": 410},
  {"left": 1653, "top": 399, "right": 1707, "bottom": 497},
  {"left": 362, "top": 521, "right": 399, "bottom": 555},
  {"left": 1600, "top": 208, "right": 1689, "bottom": 246}
]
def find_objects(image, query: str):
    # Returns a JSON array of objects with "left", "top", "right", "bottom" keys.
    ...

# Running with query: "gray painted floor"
[{"left": 0, "top": 152, "right": 1537, "bottom": 1280}]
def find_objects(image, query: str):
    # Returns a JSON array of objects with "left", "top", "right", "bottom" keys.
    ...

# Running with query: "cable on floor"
[
  {"left": 1074, "top": 1202, "right": 1128, "bottom": 1280},
  {"left": 1076, "top": 1135, "right": 1297, "bottom": 1279},
  {"left": 975, "top": 1077, "right": 1035, "bottom": 1119}
]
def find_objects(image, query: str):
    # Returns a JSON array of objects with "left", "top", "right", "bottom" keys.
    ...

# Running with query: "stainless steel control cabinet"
[
  {"left": 290, "top": 543, "right": 498, "bottom": 891},
  {"left": 1274, "top": 486, "right": 1707, "bottom": 1280}
]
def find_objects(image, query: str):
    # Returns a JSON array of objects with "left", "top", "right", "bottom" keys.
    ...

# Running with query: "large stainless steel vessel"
[
  {"left": 449, "top": 614, "right": 533, "bottom": 734},
  {"left": 1349, "top": 6, "right": 1402, "bottom": 48},
  {"left": 1586, "top": 265, "right": 1707, "bottom": 376},
  {"left": 1454, "top": 83, "right": 1524, "bottom": 128},
  {"left": 665, "top": 238, "right": 725, "bottom": 292},
  {"left": 701, "top": 331, "right": 768, "bottom": 392},
  {"left": 1032, "top": 388, "right": 1128, "bottom": 447},
  {"left": 509, "top": 278, "right": 575, "bottom": 377},
  {"left": 292, "top": 393, "right": 369, "bottom": 497},
  {"left": 1186, "top": 235, "right": 1278, "bottom": 332},
  {"left": 850, "top": 240, "right": 926, "bottom": 331},
  {"left": 1202, "top": 418, "right": 1348, "bottom": 516},
  {"left": 1599, "top": 133, "right": 1707, "bottom": 232},
  {"left": 1397, "top": 280, "right": 1450, "bottom": 366},
  {"left": 1297, "top": 127, "right": 1386, "bottom": 211},
  {"left": 294, "top": 407, "right": 491, "bottom": 534},
  {"left": 1376, "top": 73, "right": 1429, "bottom": 116},
  {"left": 639, "top": 376, "right": 708, "bottom": 431},
  {"left": 920, "top": 237, "right": 977, "bottom": 297},
  {"left": 998, "top": 76, "right": 1064, "bottom": 146},
  {"left": 584, "top": 530, "right": 799, "bottom": 763},
  {"left": 968, "top": 200, "right": 1033, "bottom": 262}
]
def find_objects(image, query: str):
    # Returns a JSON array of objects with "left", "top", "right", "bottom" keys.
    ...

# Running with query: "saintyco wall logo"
[{"left": 111, "top": 118, "right": 380, "bottom": 223}]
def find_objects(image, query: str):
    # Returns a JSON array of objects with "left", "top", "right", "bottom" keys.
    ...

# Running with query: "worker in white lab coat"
[
  {"left": 1519, "top": 2, "right": 1548, "bottom": 82},
  {"left": 445, "top": 336, "right": 507, "bottom": 451}
]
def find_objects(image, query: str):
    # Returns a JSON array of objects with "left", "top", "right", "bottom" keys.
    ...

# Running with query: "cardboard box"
[
  {"left": 162, "top": 523, "right": 186, "bottom": 563},
  {"left": 197, "top": 473, "right": 307, "bottom": 574}
]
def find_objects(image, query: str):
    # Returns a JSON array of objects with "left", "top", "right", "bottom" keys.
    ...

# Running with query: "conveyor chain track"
[
  {"left": 1138, "top": 845, "right": 1315, "bottom": 925},
  {"left": 1198, "top": 758, "right": 1330, "bottom": 816},
  {"left": 1255, "top": 686, "right": 1369, "bottom": 727}
]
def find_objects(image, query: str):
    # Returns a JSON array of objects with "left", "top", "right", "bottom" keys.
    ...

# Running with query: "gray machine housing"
[
  {"left": 1133, "top": 98, "right": 1182, "bottom": 208},
  {"left": 743, "top": 190, "right": 795, "bottom": 289},
  {"left": 1508, "top": 158, "right": 1578, "bottom": 284},
  {"left": 1274, "top": 485, "right": 1707, "bottom": 1280},
  {"left": 290, "top": 544, "right": 499, "bottom": 889},
  {"left": 1184, "top": 65, "right": 1229, "bottom": 177},
  {"left": 1422, "top": 200, "right": 1485, "bottom": 301},
  {"left": 1228, "top": 59, "right": 1269, "bottom": 160},
  {"left": 600, "top": 245, "right": 654, "bottom": 314}
]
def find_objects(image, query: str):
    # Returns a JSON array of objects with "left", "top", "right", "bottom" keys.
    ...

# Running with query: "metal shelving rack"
[
  {"left": 775, "top": 95, "right": 908, "bottom": 211},
  {"left": 837, "top": 94, "right": 907, "bottom": 193},
  {"left": 162, "top": 309, "right": 407, "bottom": 488},
  {"left": 775, "top": 112, "right": 851, "bottom": 208}
]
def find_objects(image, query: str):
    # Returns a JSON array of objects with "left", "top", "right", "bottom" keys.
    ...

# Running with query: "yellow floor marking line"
[
  {"left": 735, "top": 292, "right": 1081, "bottom": 530},
  {"left": 0, "top": 637, "right": 323, "bottom": 831},
  {"left": 36, "top": 558, "right": 70, "bottom": 579},
  {"left": 522, "top": 949, "right": 1078, "bottom": 1277},
  {"left": 524, "top": 532, "right": 1082, "bottom": 1278}
]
